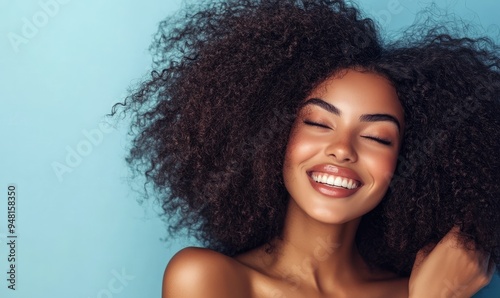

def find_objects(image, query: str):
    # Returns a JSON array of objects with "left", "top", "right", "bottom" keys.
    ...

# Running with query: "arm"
[{"left": 409, "top": 227, "right": 495, "bottom": 298}]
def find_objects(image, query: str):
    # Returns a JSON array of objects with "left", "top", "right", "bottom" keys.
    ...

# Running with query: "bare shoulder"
[{"left": 162, "top": 247, "right": 252, "bottom": 298}]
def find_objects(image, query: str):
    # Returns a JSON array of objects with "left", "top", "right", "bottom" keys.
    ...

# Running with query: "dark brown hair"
[{"left": 111, "top": 0, "right": 500, "bottom": 276}]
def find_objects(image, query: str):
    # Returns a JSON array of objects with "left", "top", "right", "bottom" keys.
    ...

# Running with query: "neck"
[{"left": 266, "top": 199, "right": 371, "bottom": 292}]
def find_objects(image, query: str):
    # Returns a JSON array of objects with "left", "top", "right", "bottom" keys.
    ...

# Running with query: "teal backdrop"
[{"left": 0, "top": 0, "right": 498, "bottom": 297}]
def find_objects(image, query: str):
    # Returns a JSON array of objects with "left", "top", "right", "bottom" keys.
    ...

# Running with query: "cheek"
[
  {"left": 283, "top": 129, "right": 313, "bottom": 183},
  {"left": 361, "top": 149, "right": 399, "bottom": 185},
  {"left": 284, "top": 129, "right": 322, "bottom": 166}
]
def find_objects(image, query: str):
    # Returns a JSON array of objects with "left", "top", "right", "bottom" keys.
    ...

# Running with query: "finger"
[
  {"left": 413, "top": 242, "right": 437, "bottom": 270},
  {"left": 439, "top": 226, "right": 461, "bottom": 246}
]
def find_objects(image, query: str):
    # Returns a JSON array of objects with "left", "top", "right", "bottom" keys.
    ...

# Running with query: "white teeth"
[{"left": 311, "top": 172, "right": 359, "bottom": 189}]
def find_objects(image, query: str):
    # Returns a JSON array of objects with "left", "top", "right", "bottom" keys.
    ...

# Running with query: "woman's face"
[{"left": 283, "top": 69, "right": 404, "bottom": 224}]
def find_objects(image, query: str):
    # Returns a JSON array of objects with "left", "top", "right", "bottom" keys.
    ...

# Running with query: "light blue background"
[{"left": 0, "top": 0, "right": 498, "bottom": 297}]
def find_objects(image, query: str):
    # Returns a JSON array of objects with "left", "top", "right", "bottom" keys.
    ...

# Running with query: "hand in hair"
[{"left": 409, "top": 227, "right": 494, "bottom": 298}]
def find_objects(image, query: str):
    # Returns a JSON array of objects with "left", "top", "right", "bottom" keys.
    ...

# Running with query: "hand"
[{"left": 408, "top": 227, "right": 495, "bottom": 298}]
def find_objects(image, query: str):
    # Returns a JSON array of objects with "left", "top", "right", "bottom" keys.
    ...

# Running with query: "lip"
[{"left": 306, "top": 164, "right": 363, "bottom": 198}]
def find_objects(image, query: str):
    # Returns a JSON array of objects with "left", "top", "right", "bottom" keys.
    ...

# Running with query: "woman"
[{"left": 112, "top": 0, "right": 499, "bottom": 296}]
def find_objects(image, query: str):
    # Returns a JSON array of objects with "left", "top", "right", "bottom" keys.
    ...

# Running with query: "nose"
[{"left": 326, "top": 133, "right": 358, "bottom": 163}]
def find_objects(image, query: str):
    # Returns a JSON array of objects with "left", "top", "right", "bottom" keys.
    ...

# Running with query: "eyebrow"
[
  {"left": 301, "top": 98, "right": 341, "bottom": 115},
  {"left": 359, "top": 114, "right": 401, "bottom": 131},
  {"left": 301, "top": 97, "right": 401, "bottom": 131}
]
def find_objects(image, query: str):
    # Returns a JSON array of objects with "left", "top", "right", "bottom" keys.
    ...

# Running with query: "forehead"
[{"left": 306, "top": 70, "right": 404, "bottom": 122}]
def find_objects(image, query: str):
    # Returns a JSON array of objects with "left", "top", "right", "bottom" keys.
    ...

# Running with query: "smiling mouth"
[{"left": 310, "top": 172, "right": 361, "bottom": 190}]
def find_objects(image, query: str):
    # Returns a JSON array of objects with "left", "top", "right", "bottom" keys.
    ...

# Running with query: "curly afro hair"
[
  {"left": 111, "top": 0, "right": 500, "bottom": 276},
  {"left": 360, "top": 31, "right": 500, "bottom": 275}
]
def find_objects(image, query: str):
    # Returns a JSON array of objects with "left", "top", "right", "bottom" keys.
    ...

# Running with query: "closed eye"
[
  {"left": 362, "top": 136, "right": 392, "bottom": 146},
  {"left": 303, "top": 120, "right": 331, "bottom": 129}
]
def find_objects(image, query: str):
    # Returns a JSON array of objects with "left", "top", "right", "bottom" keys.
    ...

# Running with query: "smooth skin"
[{"left": 162, "top": 70, "right": 494, "bottom": 298}]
